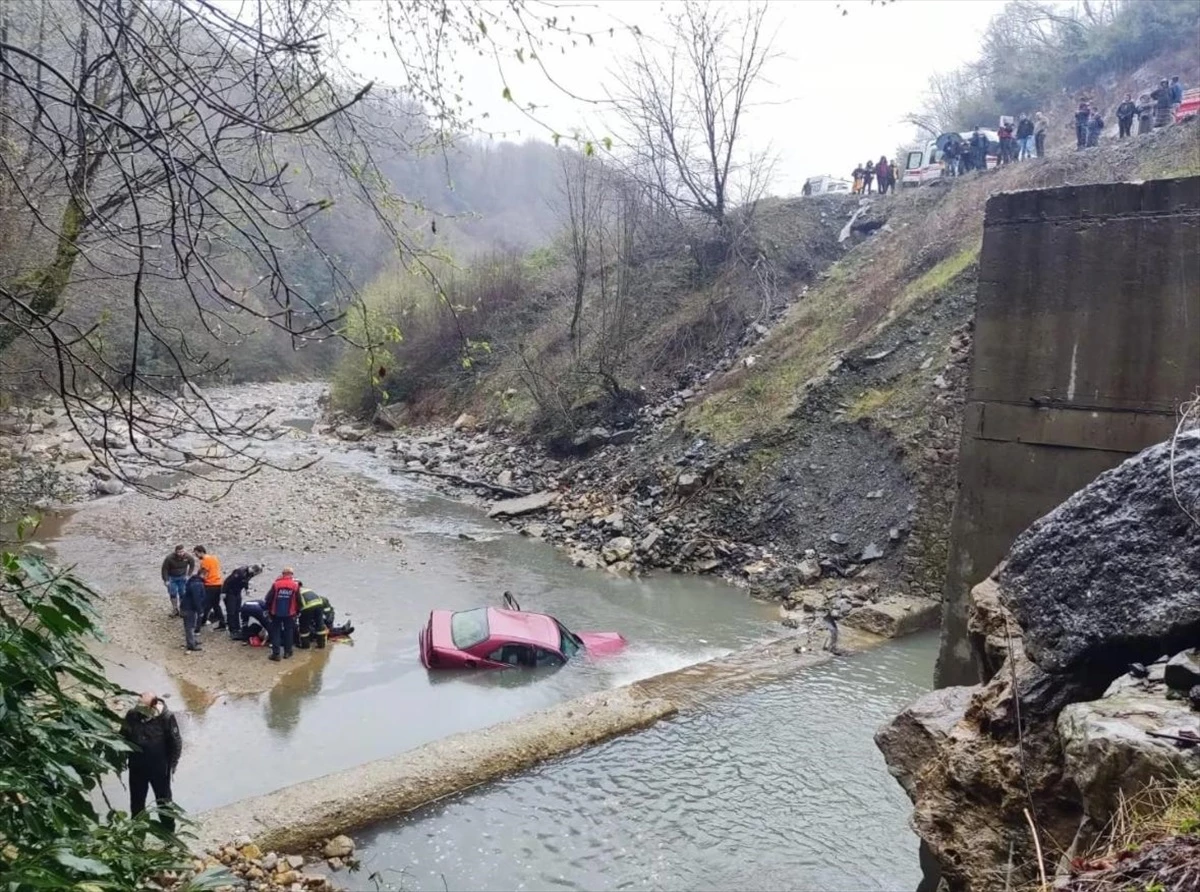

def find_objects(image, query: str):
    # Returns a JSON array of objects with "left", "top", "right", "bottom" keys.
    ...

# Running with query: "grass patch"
[{"left": 845, "top": 387, "right": 895, "bottom": 421}]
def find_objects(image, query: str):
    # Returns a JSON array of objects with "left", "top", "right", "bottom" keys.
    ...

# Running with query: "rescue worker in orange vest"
[
  {"left": 297, "top": 588, "right": 332, "bottom": 649},
  {"left": 263, "top": 568, "right": 301, "bottom": 661},
  {"left": 193, "top": 545, "right": 225, "bottom": 631}
]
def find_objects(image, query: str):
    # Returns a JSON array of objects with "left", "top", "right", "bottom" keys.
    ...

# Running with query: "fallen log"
[{"left": 390, "top": 464, "right": 529, "bottom": 498}]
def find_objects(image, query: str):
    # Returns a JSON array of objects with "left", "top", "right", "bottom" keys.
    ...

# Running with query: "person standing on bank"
[
  {"left": 1116, "top": 94, "right": 1137, "bottom": 138},
  {"left": 120, "top": 691, "right": 182, "bottom": 832},
  {"left": 193, "top": 545, "right": 225, "bottom": 630},
  {"left": 181, "top": 571, "right": 205, "bottom": 652},
  {"left": 264, "top": 567, "right": 301, "bottom": 662},
  {"left": 1034, "top": 111, "right": 1049, "bottom": 157},
  {"left": 160, "top": 545, "right": 194, "bottom": 617}
]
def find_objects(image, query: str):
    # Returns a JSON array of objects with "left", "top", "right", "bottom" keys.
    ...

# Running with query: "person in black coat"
[
  {"left": 1116, "top": 94, "right": 1137, "bottom": 138},
  {"left": 120, "top": 692, "right": 182, "bottom": 833}
]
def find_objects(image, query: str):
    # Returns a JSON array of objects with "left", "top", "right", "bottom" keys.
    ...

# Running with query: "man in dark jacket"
[
  {"left": 297, "top": 588, "right": 334, "bottom": 649},
  {"left": 264, "top": 567, "right": 301, "bottom": 661},
  {"left": 969, "top": 128, "right": 989, "bottom": 171},
  {"left": 1116, "top": 94, "right": 1137, "bottom": 138},
  {"left": 1074, "top": 102, "right": 1091, "bottom": 149},
  {"left": 1171, "top": 76, "right": 1184, "bottom": 113},
  {"left": 120, "top": 692, "right": 182, "bottom": 833},
  {"left": 1015, "top": 114, "right": 1035, "bottom": 159},
  {"left": 181, "top": 573, "right": 205, "bottom": 652},
  {"left": 222, "top": 564, "right": 263, "bottom": 640},
  {"left": 160, "top": 545, "right": 194, "bottom": 617},
  {"left": 1086, "top": 111, "right": 1105, "bottom": 147}
]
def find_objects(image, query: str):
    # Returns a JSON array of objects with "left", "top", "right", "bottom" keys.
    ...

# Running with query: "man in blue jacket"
[{"left": 181, "top": 573, "right": 206, "bottom": 652}]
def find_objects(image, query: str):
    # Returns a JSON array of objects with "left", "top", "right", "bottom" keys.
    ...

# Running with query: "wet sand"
[{"left": 61, "top": 456, "right": 407, "bottom": 696}]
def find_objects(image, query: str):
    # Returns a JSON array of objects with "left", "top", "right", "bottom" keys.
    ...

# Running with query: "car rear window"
[{"left": 450, "top": 608, "right": 490, "bottom": 649}]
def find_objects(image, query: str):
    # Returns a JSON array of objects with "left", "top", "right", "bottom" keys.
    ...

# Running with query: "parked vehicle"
[
  {"left": 419, "top": 602, "right": 627, "bottom": 669},
  {"left": 1177, "top": 87, "right": 1200, "bottom": 122},
  {"left": 901, "top": 129, "right": 1000, "bottom": 188},
  {"left": 802, "top": 175, "right": 853, "bottom": 196}
]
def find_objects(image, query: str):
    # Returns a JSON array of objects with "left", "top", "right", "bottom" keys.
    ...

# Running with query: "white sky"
[{"left": 348, "top": 0, "right": 1009, "bottom": 196}]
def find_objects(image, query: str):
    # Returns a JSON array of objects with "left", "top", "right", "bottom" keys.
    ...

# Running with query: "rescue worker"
[
  {"left": 222, "top": 564, "right": 263, "bottom": 640},
  {"left": 160, "top": 544, "right": 194, "bottom": 617},
  {"left": 240, "top": 599, "right": 268, "bottom": 645},
  {"left": 297, "top": 587, "right": 332, "bottom": 649},
  {"left": 193, "top": 545, "right": 224, "bottom": 630},
  {"left": 120, "top": 691, "right": 182, "bottom": 833},
  {"left": 263, "top": 567, "right": 301, "bottom": 661},
  {"left": 181, "top": 572, "right": 206, "bottom": 652}
]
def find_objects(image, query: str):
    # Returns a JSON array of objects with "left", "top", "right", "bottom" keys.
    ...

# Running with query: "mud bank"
[{"left": 197, "top": 624, "right": 884, "bottom": 853}]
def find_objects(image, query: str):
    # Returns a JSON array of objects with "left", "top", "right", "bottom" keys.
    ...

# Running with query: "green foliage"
[
  {"left": 0, "top": 550, "right": 190, "bottom": 889},
  {"left": 331, "top": 252, "right": 529, "bottom": 415},
  {"left": 920, "top": 0, "right": 1200, "bottom": 130}
]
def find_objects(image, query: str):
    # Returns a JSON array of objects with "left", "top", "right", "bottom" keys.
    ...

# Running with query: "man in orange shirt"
[{"left": 193, "top": 545, "right": 225, "bottom": 631}]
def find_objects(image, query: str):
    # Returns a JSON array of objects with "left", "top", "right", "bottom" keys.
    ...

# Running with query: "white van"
[
  {"left": 802, "top": 175, "right": 853, "bottom": 196},
  {"left": 901, "top": 130, "right": 1000, "bottom": 188}
]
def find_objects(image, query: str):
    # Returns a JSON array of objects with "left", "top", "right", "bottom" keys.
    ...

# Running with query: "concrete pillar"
[{"left": 936, "top": 176, "right": 1200, "bottom": 687}]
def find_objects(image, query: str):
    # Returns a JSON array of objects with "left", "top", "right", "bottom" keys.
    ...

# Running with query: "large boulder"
[
  {"left": 1059, "top": 676, "right": 1200, "bottom": 831},
  {"left": 1001, "top": 432, "right": 1200, "bottom": 679},
  {"left": 874, "top": 685, "right": 974, "bottom": 798},
  {"left": 372, "top": 402, "right": 410, "bottom": 431},
  {"left": 842, "top": 596, "right": 939, "bottom": 638}
]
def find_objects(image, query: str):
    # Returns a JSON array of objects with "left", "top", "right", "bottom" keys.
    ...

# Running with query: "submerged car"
[{"left": 419, "top": 606, "right": 626, "bottom": 669}]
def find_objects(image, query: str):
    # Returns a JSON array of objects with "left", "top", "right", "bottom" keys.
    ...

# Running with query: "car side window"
[
  {"left": 488, "top": 643, "right": 537, "bottom": 667},
  {"left": 535, "top": 648, "right": 564, "bottom": 668}
]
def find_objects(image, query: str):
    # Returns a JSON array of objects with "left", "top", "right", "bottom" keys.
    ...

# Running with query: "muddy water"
[
  {"left": 359, "top": 632, "right": 937, "bottom": 891},
  {"left": 41, "top": 400, "right": 777, "bottom": 812}
]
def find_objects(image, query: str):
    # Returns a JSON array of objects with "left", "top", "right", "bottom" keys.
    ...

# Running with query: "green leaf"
[
  {"left": 53, "top": 852, "right": 111, "bottom": 876},
  {"left": 501, "top": 86, "right": 512, "bottom": 102}
]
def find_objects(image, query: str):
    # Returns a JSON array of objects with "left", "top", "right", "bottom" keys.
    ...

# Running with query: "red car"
[{"left": 419, "top": 606, "right": 626, "bottom": 669}]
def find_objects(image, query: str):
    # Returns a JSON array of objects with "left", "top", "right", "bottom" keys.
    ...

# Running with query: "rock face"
[
  {"left": 878, "top": 434, "right": 1200, "bottom": 892},
  {"left": 1001, "top": 431, "right": 1200, "bottom": 679}
]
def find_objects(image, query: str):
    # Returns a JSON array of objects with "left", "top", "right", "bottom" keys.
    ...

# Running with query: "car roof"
[{"left": 484, "top": 607, "right": 560, "bottom": 648}]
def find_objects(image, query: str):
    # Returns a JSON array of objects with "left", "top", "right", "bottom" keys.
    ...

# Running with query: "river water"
[
  {"left": 37, "top": 382, "right": 935, "bottom": 888},
  {"left": 358, "top": 633, "right": 936, "bottom": 892}
]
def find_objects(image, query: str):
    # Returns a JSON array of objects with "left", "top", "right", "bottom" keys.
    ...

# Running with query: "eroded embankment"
[{"left": 196, "top": 625, "right": 882, "bottom": 853}]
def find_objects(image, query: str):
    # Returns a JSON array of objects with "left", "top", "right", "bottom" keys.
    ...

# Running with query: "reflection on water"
[
  {"left": 265, "top": 649, "right": 332, "bottom": 735},
  {"left": 359, "top": 633, "right": 937, "bottom": 892}
]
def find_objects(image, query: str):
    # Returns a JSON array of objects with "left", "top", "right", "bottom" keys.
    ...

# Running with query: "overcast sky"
[{"left": 352, "top": 0, "right": 1010, "bottom": 196}]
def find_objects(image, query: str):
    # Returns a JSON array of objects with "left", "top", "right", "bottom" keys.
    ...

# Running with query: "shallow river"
[
  {"left": 359, "top": 632, "right": 936, "bottom": 892},
  {"left": 40, "top": 383, "right": 935, "bottom": 889}
]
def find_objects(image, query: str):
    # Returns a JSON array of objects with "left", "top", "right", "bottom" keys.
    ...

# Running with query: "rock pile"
[
  {"left": 876, "top": 432, "right": 1200, "bottom": 891},
  {"left": 154, "top": 835, "right": 356, "bottom": 892}
]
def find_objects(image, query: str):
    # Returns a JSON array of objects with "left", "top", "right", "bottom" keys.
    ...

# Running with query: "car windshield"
[
  {"left": 450, "top": 608, "right": 490, "bottom": 649},
  {"left": 557, "top": 620, "right": 582, "bottom": 658}
]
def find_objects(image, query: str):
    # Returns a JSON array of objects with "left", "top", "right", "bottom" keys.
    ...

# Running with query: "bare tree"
[
  {"left": 610, "top": 0, "right": 775, "bottom": 237},
  {"left": 556, "top": 149, "right": 604, "bottom": 350},
  {"left": 0, "top": 0, "right": 592, "bottom": 494}
]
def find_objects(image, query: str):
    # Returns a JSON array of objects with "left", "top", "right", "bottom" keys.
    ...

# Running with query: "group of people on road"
[
  {"left": 1079, "top": 75, "right": 1186, "bottom": 149},
  {"left": 161, "top": 546, "right": 348, "bottom": 660},
  {"left": 850, "top": 157, "right": 899, "bottom": 195}
]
